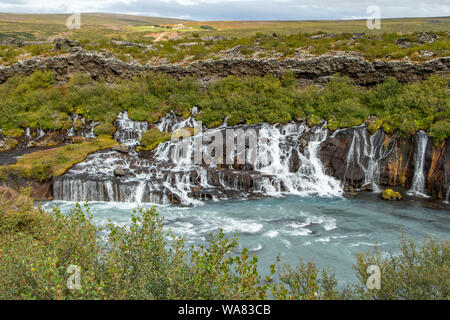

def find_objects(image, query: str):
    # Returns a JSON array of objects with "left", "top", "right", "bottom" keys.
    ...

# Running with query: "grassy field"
[
  {"left": 0, "top": 13, "right": 448, "bottom": 42},
  {"left": 188, "top": 17, "right": 450, "bottom": 36}
]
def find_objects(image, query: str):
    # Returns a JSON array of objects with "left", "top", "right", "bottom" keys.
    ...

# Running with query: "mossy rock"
[
  {"left": 94, "top": 123, "right": 116, "bottom": 137},
  {"left": 3, "top": 128, "right": 24, "bottom": 138},
  {"left": 139, "top": 128, "right": 172, "bottom": 151},
  {"left": 382, "top": 189, "right": 402, "bottom": 200},
  {"left": 366, "top": 118, "right": 382, "bottom": 134}
]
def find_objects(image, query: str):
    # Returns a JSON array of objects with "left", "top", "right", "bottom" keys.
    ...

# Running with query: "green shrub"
[
  {"left": 93, "top": 122, "right": 116, "bottom": 137},
  {"left": 2, "top": 128, "right": 24, "bottom": 138},
  {"left": 29, "top": 161, "right": 53, "bottom": 182},
  {"left": 139, "top": 128, "right": 172, "bottom": 151},
  {"left": 352, "top": 235, "right": 449, "bottom": 300},
  {"left": 0, "top": 194, "right": 448, "bottom": 300},
  {"left": 429, "top": 119, "right": 450, "bottom": 145},
  {"left": 0, "top": 70, "right": 447, "bottom": 143}
]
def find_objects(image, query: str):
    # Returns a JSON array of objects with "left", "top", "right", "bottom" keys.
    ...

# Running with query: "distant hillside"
[
  {"left": 0, "top": 13, "right": 448, "bottom": 42},
  {"left": 0, "top": 12, "right": 187, "bottom": 26},
  {"left": 0, "top": 13, "right": 188, "bottom": 41}
]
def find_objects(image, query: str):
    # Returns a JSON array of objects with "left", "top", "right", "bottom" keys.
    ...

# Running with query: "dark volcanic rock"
[
  {"left": 53, "top": 38, "right": 81, "bottom": 51},
  {"left": 321, "top": 127, "right": 449, "bottom": 199},
  {"left": 0, "top": 50, "right": 448, "bottom": 86}
]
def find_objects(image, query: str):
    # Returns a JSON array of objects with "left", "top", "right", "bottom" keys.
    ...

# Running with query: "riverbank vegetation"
[
  {"left": 0, "top": 192, "right": 448, "bottom": 300},
  {"left": 0, "top": 71, "right": 448, "bottom": 145},
  {"left": 0, "top": 136, "right": 116, "bottom": 182}
]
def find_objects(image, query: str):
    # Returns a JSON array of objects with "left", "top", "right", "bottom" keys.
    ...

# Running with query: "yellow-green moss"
[
  {"left": 382, "top": 189, "right": 402, "bottom": 200},
  {"left": 139, "top": 128, "right": 172, "bottom": 151},
  {"left": 94, "top": 123, "right": 116, "bottom": 137},
  {"left": 2, "top": 128, "right": 24, "bottom": 138},
  {"left": 2, "top": 136, "right": 117, "bottom": 182}
]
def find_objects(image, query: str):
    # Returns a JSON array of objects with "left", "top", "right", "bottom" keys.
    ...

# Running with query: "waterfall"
[
  {"left": 345, "top": 127, "right": 397, "bottom": 192},
  {"left": 114, "top": 111, "right": 149, "bottom": 146},
  {"left": 67, "top": 113, "right": 99, "bottom": 139},
  {"left": 445, "top": 186, "right": 450, "bottom": 204},
  {"left": 255, "top": 123, "right": 343, "bottom": 197},
  {"left": 407, "top": 131, "right": 429, "bottom": 197},
  {"left": 25, "top": 127, "right": 31, "bottom": 139},
  {"left": 38, "top": 128, "right": 45, "bottom": 138},
  {"left": 53, "top": 113, "right": 344, "bottom": 205}
]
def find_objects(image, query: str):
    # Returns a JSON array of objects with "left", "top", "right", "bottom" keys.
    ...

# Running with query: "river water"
[{"left": 41, "top": 194, "right": 450, "bottom": 285}]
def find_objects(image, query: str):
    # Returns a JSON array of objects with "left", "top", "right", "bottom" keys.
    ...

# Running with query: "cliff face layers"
[
  {"left": 0, "top": 50, "right": 448, "bottom": 86},
  {"left": 320, "top": 127, "right": 449, "bottom": 199}
]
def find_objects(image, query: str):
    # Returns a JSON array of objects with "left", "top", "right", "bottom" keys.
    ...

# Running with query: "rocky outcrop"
[
  {"left": 321, "top": 127, "right": 449, "bottom": 199},
  {"left": 0, "top": 49, "right": 448, "bottom": 86},
  {"left": 0, "top": 173, "right": 53, "bottom": 201}
]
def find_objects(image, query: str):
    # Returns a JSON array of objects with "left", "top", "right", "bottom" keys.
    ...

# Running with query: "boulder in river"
[
  {"left": 112, "top": 143, "right": 129, "bottom": 154},
  {"left": 114, "top": 166, "right": 126, "bottom": 177}
]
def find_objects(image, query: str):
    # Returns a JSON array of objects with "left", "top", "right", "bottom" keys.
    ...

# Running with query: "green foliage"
[
  {"left": 363, "top": 75, "right": 449, "bottom": 140},
  {"left": 93, "top": 122, "right": 116, "bottom": 137},
  {"left": 0, "top": 194, "right": 268, "bottom": 299},
  {"left": 352, "top": 235, "right": 449, "bottom": 300},
  {"left": 2, "top": 128, "right": 24, "bottom": 138},
  {"left": 197, "top": 74, "right": 297, "bottom": 127},
  {"left": 3, "top": 136, "right": 117, "bottom": 181},
  {"left": 381, "top": 189, "right": 402, "bottom": 200},
  {"left": 0, "top": 71, "right": 448, "bottom": 145},
  {"left": 139, "top": 128, "right": 172, "bottom": 151},
  {"left": 29, "top": 161, "right": 53, "bottom": 182},
  {"left": 0, "top": 194, "right": 447, "bottom": 300},
  {"left": 429, "top": 119, "right": 450, "bottom": 146},
  {"left": 274, "top": 258, "right": 352, "bottom": 300}
]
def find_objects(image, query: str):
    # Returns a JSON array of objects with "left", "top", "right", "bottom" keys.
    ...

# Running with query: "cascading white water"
[
  {"left": 25, "top": 127, "right": 31, "bottom": 139},
  {"left": 255, "top": 123, "right": 343, "bottom": 197},
  {"left": 445, "top": 186, "right": 450, "bottom": 204},
  {"left": 38, "top": 128, "right": 45, "bottom": 138},
  {"left": 67, "top": 113, "right": 99, "bottom": 139},
  {"left": 54, "top": 112, "right": 344, "bottom": 205},
  {"left": 407, "top": 130, "right": 429, "bottom": 197},
  {"left": 345, "top": 127, "right": 397, "bottom": 192},
  {"left": 114, "top": 111, "right": 149, "bottom": 146}
]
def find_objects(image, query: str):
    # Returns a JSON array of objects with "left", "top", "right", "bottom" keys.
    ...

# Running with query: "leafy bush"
[
  {"left": 0, "top": 71, "right": 448, "bottom": 145},
  {"left": 93, "top": 122, "right": 116, "bottom": 137},
  {"left": 352, "top": 235, "right": 449, "bottom": 300},
  {"left": 0, "top": 194, "right": 448, "bottom": 300},
  {"left": 429, "top": 119, "right": 450, "bottom": 146},
  {"left": 29, "top": 161, "right": 53, "bottom": 182},
  {"left": 139, "top": 128, "right": 171, "bottom": 151}
]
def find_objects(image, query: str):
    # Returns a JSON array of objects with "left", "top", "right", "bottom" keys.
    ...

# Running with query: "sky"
[{"left": 0, "top": 0, "right": 448, "bottom": 21}]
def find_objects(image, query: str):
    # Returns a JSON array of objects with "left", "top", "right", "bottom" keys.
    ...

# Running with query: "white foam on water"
[
  {"left": 249, "top": 243, "right": 263, "bottom": 252},
  {"left": 281, "top": 239, "right": 292, "bottom": 248},
  {"left": 316, "top": 237, "right": 330, "bottom": 243},
  {"left": 264, "top": 230, "right": 279, "bottom": 238}
]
